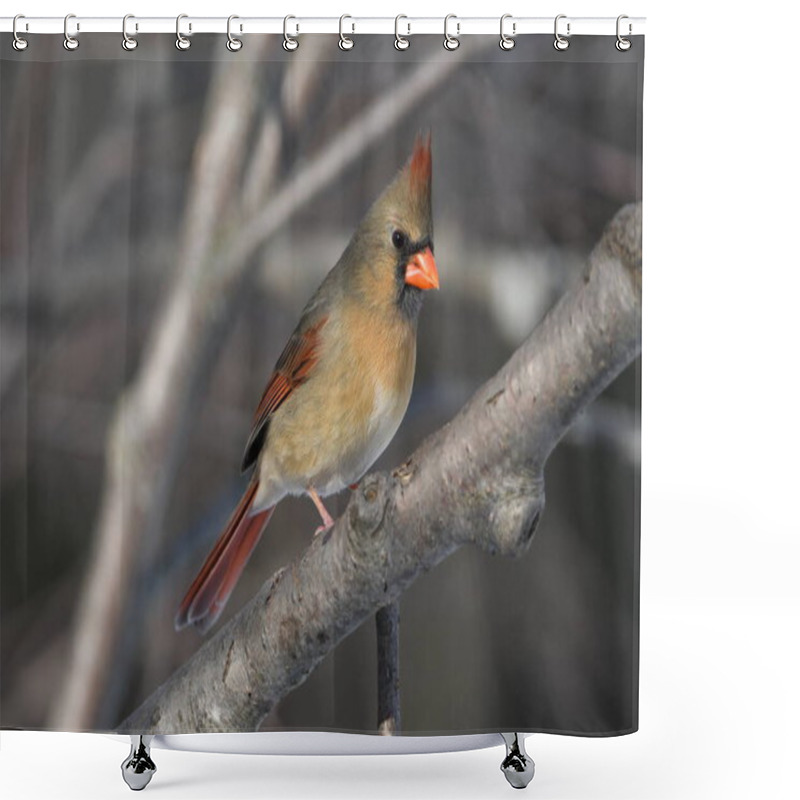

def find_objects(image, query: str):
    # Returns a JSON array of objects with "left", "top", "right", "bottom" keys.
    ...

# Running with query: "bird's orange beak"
[{"left": 404, "top": 247, "right": 439, "bottom": 291}]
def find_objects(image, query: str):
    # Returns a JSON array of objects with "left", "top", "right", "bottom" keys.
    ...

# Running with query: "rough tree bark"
[{"left": 118, "top": 201, "right": 642, "bottom": 734}]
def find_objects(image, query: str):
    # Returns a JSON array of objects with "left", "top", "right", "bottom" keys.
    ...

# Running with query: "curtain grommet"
[
  {"left": 339, "top": 14, "right": 354, "bottom": 51},
  {"left": 443, "top": 14, "right": 460, "bottom": 51},
  {"left": 283, "top": 15, "right": 299, "bottom": 51},
  {"left": 394, "top": 15, "right": 410, "bottom": 51},
  {"left": 227, "top": 15, "right": 243, "bottom": 52},
  {"left": 499, "top": 14, "right": 516, "bottom": 51},
  {"left": 63, "top": 13, "right": 80, "bottom": 51},
  {"left": 554, "top": 14, "right": 570, "bottom": 51},
  {"left": 175, "top": 14, "right": 191, "bottom": 50},
  {"left": 122, "top": 14, "right": 138, "bottom": 51},
  {"left": 12, "top": 14, "right": 29, "bottom": 51},
  {"left": 616, "top": 15, "right": 632, "bottom": 51}
]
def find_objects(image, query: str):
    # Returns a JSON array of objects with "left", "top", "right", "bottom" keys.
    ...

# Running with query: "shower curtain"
[{"left": 0, "top": 29, "right": 643, "bottom": 739}]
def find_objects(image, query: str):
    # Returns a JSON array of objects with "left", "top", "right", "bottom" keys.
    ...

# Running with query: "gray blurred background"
[{"left": 1, "top": 35, "right": 642, "bottom": 734}]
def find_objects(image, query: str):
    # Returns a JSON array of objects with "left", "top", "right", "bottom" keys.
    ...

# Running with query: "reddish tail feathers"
[{"left": 175, "top": 480, "right": 273, "bottom": 634}]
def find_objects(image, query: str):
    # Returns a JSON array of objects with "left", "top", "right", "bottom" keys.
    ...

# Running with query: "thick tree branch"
[{"left": 118, "top": 201, "right": 642, "bottom": 734}]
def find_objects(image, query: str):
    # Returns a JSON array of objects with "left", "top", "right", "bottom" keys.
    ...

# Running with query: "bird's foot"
[
  {"left": 307, "top": 485, "right": 336, "bottom": 536},
  {"left": 313, "top": 520, "right": 335, "bottom": 538}
]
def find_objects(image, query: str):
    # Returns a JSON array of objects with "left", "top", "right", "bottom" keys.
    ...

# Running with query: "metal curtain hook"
[
  {"left": 122, "top": 14, "right": 138, "bottom": 51},
  {"left": 227, "top": 15, "right": 243, "bottom": 51},
  {"left": 443, "top": 14, "right": 460, "bottom": 51},
  {"left": 283, "top": 15, "right": 299, "bottom": 51},
  {"left": 176, "top": 14, "right": 191, "bottom": 50},
  {"left": 63, "top": 13, "right": 79, "bottom": 51},
  {"left": 339, "top": 14, "right": 354, "bottom": 50},
  {"left": 616, "top": 15, "right": 632, "bottom": 51},
  {"left": 554, "top": 14, "right": 570, "bottom": 51},
  {"left": 499, "top": 14, "right": 516, "bottom": 50},
  {"left": 12, "top": 14, "right": 29, "bottom": 51},
  {"left": 394, "top": 15, "right": 410, "bottom": 51}
]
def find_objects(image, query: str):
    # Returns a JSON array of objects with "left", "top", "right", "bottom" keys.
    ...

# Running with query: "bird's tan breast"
[{"left": 263, "top": 302, "right": 416, "bottom": 495}]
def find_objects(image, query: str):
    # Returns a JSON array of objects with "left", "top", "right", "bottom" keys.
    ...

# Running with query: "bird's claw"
[{"left": 313, "top": 520, "right": 335, "bottom": 538}]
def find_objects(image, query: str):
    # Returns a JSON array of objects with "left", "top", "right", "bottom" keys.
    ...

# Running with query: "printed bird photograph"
[
  {"left": 0, "top": 35, "right": 641, "bottom": 736},
  {"left": 175, "top": 138, "right": 438, "bottom": 634}
]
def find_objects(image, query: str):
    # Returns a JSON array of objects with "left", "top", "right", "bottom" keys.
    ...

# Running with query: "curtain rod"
[{"left": 1, "top": 16, "right": 646, "bottom": 37}]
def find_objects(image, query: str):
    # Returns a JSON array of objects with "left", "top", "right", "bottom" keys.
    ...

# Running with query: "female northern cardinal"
[{"left": 175, "top": 137, "right": 438, "bottom": 633}]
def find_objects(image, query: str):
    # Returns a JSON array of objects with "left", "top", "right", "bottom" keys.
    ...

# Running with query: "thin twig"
[{"left": 376, "top": 601, "right": 401, "bottom": 734}]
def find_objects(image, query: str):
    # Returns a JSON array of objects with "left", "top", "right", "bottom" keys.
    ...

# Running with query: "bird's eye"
[{"left": 392, "top": 230, "right": 407, "bottom": 250}]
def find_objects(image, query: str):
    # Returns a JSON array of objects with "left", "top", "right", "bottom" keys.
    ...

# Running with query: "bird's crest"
[
  {"left": 388, "top": 132, "right": 433, "bottom": 232},
  {"left": 408, "top": 132, "right": 432, "bottom": 194},
  {"left": 354, "top": 133, "right": 434, "bottom": 253}
]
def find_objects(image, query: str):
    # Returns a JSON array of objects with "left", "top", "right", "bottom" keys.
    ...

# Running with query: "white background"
[{"left": 2, "top": 1, "right": 799, "bottom": 798}]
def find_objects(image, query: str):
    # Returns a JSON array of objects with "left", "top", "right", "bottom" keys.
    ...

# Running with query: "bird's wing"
[{"left": 240, "top": 315, "right": 328, "bottom": 472}]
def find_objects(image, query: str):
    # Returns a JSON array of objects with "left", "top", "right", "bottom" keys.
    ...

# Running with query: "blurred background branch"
[{"left": 49, "top": 42, "right": 271, "bottom": 730}]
